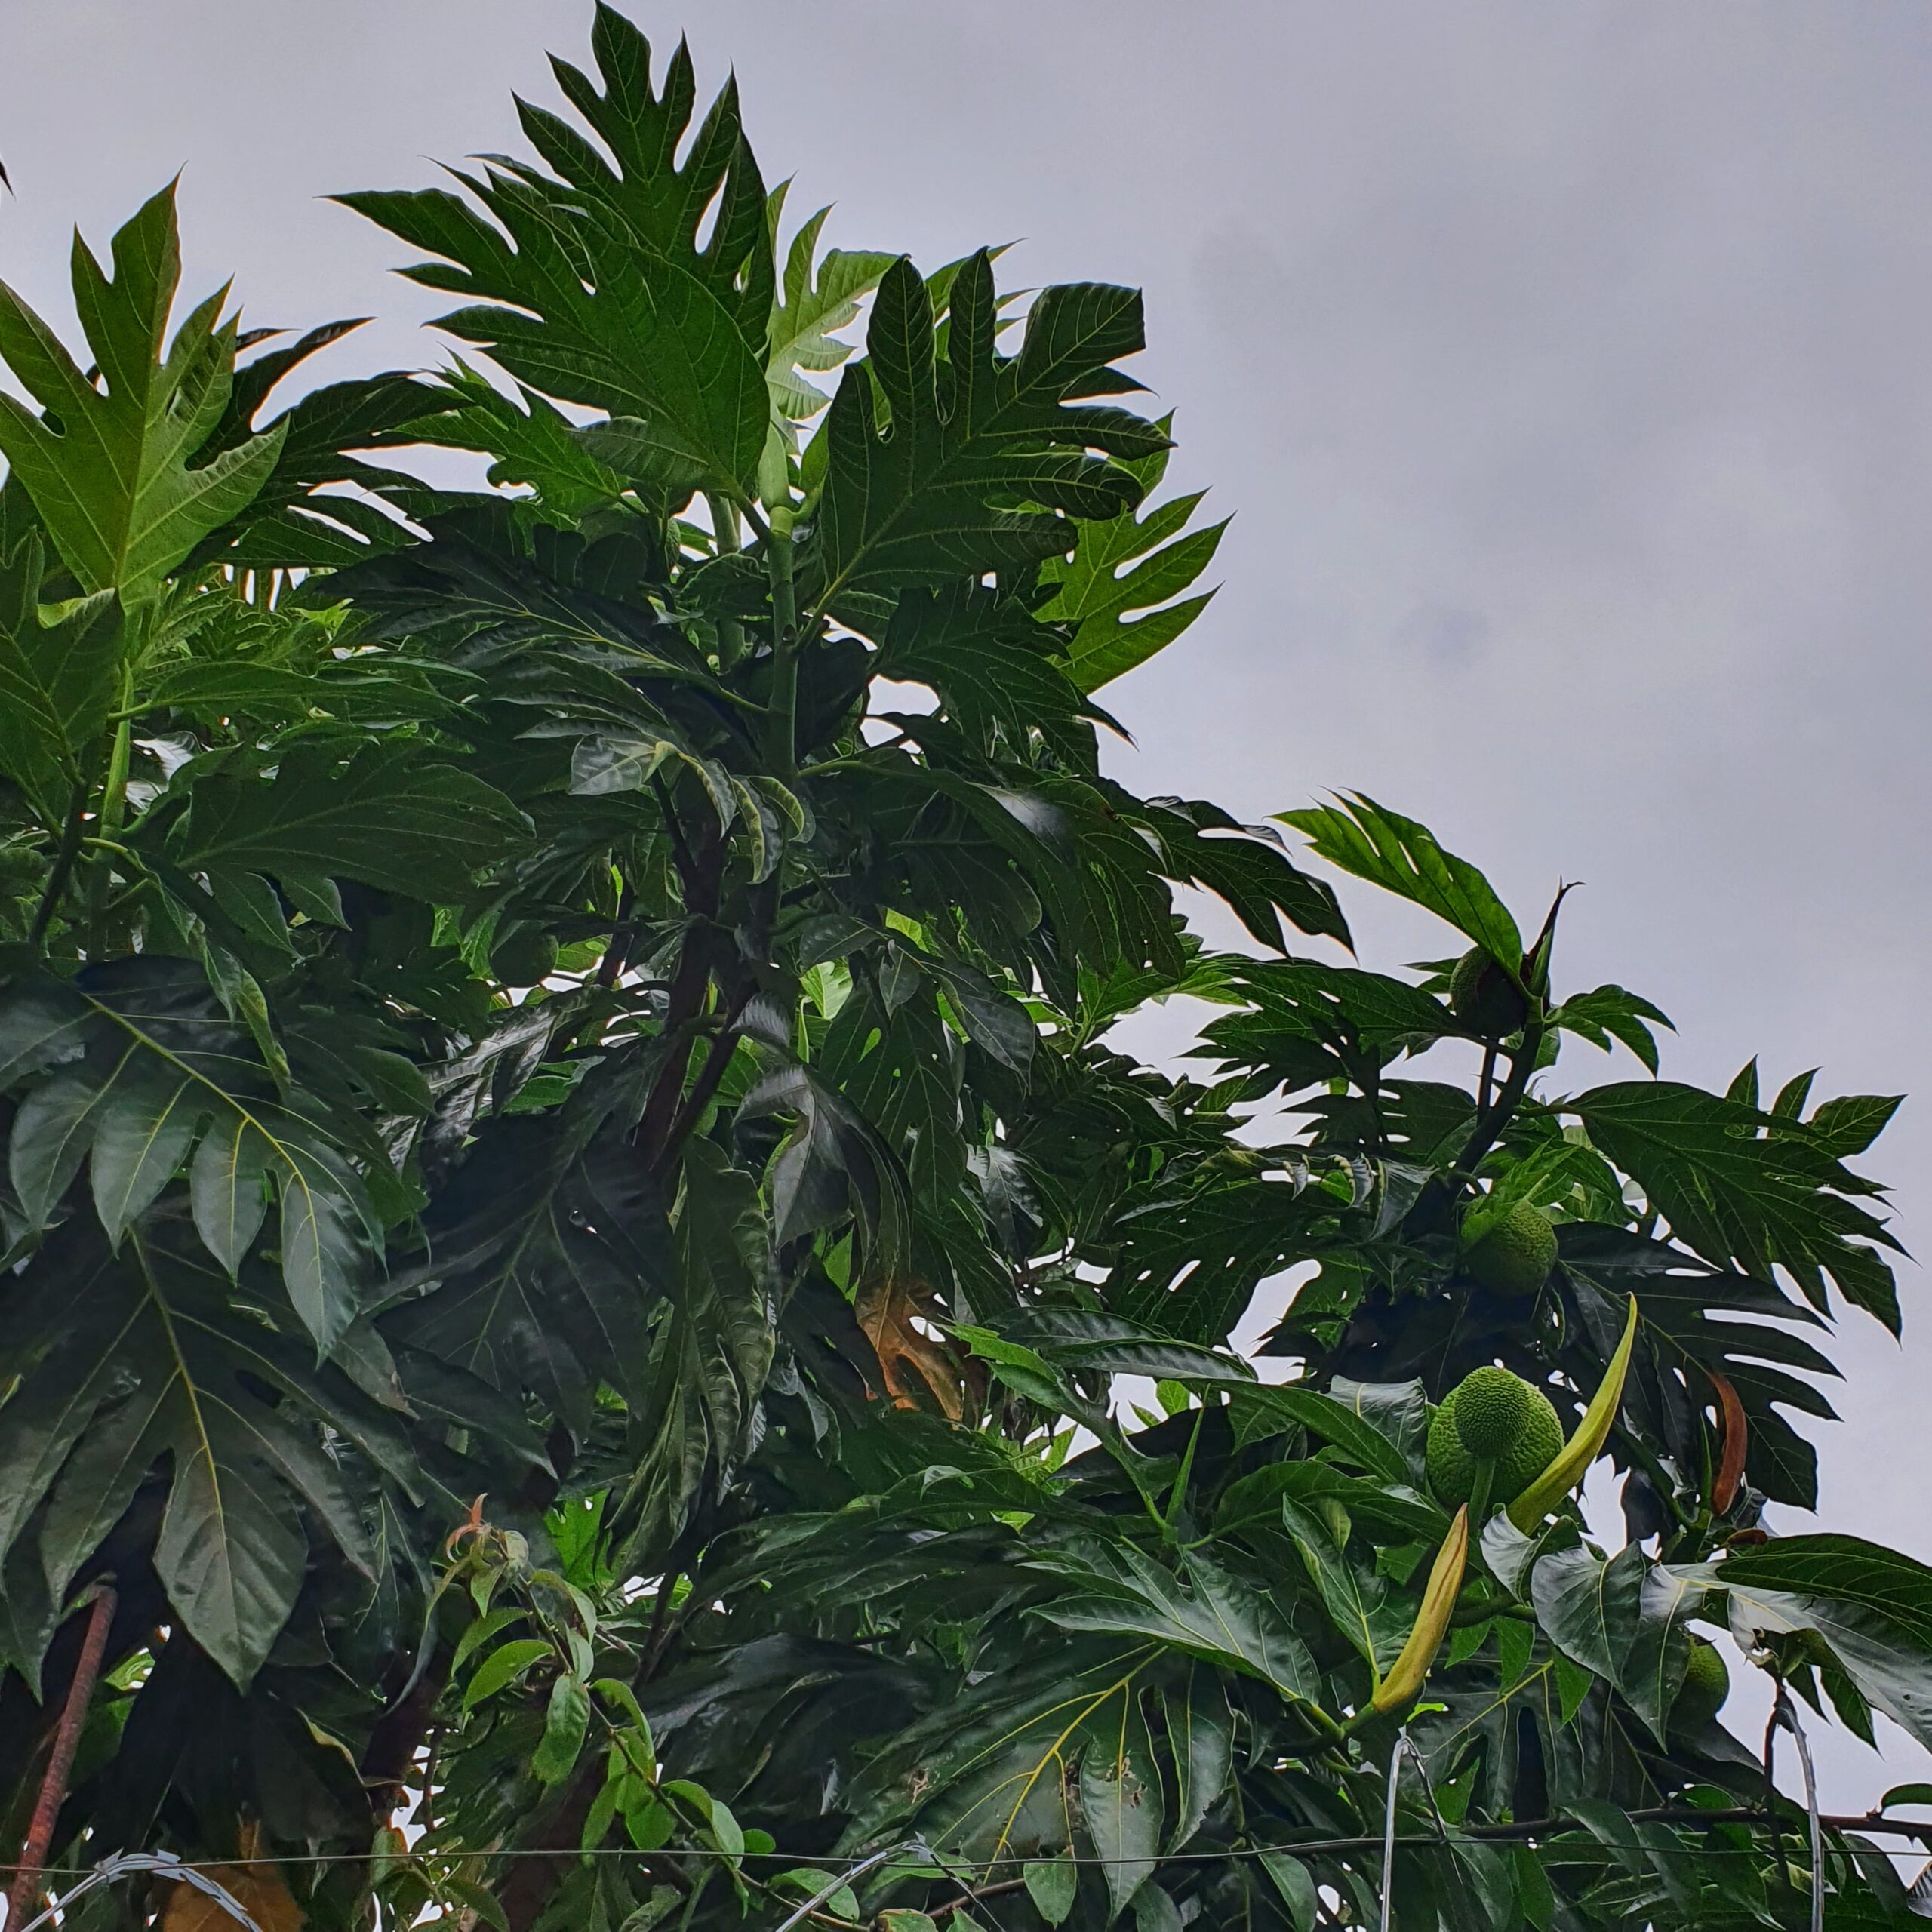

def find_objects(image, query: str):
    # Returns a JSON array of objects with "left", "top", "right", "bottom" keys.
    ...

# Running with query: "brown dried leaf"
[
  {"left": 161, "top": 1826, "right": 304, "bottom": 1932},
  {"left": 1709, "top": 1368, "right": 1749, "bottom": 1514},
  {"left": 854, "top": 1273, "right": 964, "bottom": 1420}
]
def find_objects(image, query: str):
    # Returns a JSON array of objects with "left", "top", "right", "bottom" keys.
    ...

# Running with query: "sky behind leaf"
[{"left": 5, "top": 0, "right": 1929, "bottom": 1823}]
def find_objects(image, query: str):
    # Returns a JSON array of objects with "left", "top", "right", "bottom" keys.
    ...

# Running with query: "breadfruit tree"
[{"left": 2, "top": 13, "right": 1930, "bottom": 1930}]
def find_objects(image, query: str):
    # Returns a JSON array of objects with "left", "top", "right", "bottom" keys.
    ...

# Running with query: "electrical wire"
[
  {"left": 4, "top": 1806, "right": 1917, "bottom": 1882},
  {"left": 769, "top": 1844, "right": 920, "bottom": 1932},
  {"left": 7, "top": 1852, "right": 263, "bottom": 1932}
]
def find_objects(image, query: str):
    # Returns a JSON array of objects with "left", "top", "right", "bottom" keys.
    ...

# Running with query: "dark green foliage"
[{"left": 2, "top": 19, "right": 1927, "bottom": 1932}]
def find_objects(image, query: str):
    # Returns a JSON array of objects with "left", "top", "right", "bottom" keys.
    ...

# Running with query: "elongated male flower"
[
  {"left": 1371, "top": 1505, "right": 1469, "bottom": 1715},
  {"left": 1506, "top": 1294, "right": 1640, "bottom": 1531}
]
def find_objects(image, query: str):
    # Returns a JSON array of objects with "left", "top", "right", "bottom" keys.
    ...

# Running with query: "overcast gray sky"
[{"left": 6, "top": 0, "right": 1931, "bottom": 1818}]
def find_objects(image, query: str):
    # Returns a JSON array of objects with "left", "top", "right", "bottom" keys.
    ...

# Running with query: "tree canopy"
[{"left": 2, "top": 11, "right": 1928, "bottom": 1930}]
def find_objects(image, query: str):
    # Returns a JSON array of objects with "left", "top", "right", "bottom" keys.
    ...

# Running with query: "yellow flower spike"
[
  {"left": 1371, "top": 1506, "right": 1469, "bottom": 1715},
  {"left": 1507, "top": 1294, "right": 1641, "bottom": 1532}
]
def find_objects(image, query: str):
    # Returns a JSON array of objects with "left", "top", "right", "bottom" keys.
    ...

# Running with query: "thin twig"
[
  {"left": 639, "top": 1574, "right": 681, "bottom": 1684},
  {"left": 649, "top": 989, "right": 753, "bottom": 1177},
  {"left": 595, "top": 881, "right": 636, "bottom": 990},
  {"left": 651, "top": 776, "right": 701, "bottom": 897},
  {"left": 5, "top": 1583, "right": 118, "bottom": 1927},
  {"left": 931, "top": 1875, "right": 1029, "bottom": 1916},
  {"left": 28, "top": 779, "right": 91, "bottom": 953}
]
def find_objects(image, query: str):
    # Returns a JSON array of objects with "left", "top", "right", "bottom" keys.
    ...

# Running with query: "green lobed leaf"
[
  {"left": 1693, "top": 1536, "right": 1932, "bottom": 1752},
  {"left": 340, "top": 12, "right": 772, "bottom": 501},
  {"left": 1281, "top": 1498, "right": 1411, "bottom": 1677},
  {"left": 389, "top": 1106, "right": 669, "bottom": 1431},
  {"left": 1035, "top": 429, "right": 1228, "bottom": 692},
  {"left": 801, "top": 252, "right": 1165, "bottom": 614},
  {"left": 1031, "top": 1544, "right": 1321, "bottom": 1700},
  {"left": 1546, "top": 985, "right": 1674, "bottom": 1074},
  {"left": 765, "top": 192, "right": 894, "bottom": 423},
  {"left": 0, "top": 536, "right": 123, "bottom": 823},
  {"left": 1228, "top": 1383, "right": 1412, "bottom": 1484},
  {"left": 1530, "top": 1543, "right": 1703, "bottom": 1743},
  {"left": 1279, "top": 792, "right": 1524, "bottom": 971},
  {"left": 608, "top": 1139, "right": 774, "bottom": 1564},
  {"left": 0, "top": 961, "right": 381, "bottom": 1349},
  {"left": 1160, "top": 1667, "right": 1232, "bottom": 1854},
  {"left": 166, "top": 741, "right": 530, "bottom": 900},
  {"left": 0, "top": 183, "right": 285, "bottom": 603},
  {"left": 1078, "top": 1688, "right": 1161, "bottom": 1921},
  {"left": 1570, "top": 1081, "right": 1901, "bottom": 1328},
  {"left": 3, "top": 1223, "right": 409, "bottom": 1686}
]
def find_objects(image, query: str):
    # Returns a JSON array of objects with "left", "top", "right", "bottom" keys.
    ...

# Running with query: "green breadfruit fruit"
[
  {"left": 1465, "top": 1204, "right": 1558, "bottom": 1297},
  {"left": 1453, "top": 1366, "right": 1537, "bottom": 1457},
  {"left": 1425, "top": 1398, "right": 1478, "bottom": 1509},
  {"left": 1448, "top": 946, "right": 1529, "bottom": 1038},
  {"left": 1425, "top": 1369, "right": 1564, "bottom": 1510},
  {"left": 494, "top": 927, "right": 559, "bottom": 986},
  {"left": 1673, "top": 1638, "right": 1730, "bottom": 1736},
  {"left": 1494, "top": 1386, "right": 1564, "bottom": 1497}
]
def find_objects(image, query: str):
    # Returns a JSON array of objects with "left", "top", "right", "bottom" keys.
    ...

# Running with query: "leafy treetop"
[{"left": 0, "top": 13, "right": 1924, "bottom": 1932}]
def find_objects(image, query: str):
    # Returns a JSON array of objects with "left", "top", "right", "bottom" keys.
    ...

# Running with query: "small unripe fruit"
[
  {"left": 494, "top": 928, "right": 559, "bottom": 986},
  {"left": 1448, "top": 946, "right": 1529, "bottom": 1038},
  {"left": 1426, "top": 1367, "right": 1564, "bottom": 1510},
  {"left": 1465, "top": 1204, "right": 1558, "bottom": 1298},
  {"left": 1672, "top": 1637, "right": 1730, "bottom": 1737}
]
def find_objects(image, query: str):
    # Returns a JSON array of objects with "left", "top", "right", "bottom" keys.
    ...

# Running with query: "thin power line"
[{"left": 7, "top": 1804, "right": 1930, "bottom": 1882}]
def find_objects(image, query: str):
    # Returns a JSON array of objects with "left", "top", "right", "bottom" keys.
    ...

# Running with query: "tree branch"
[
  {"left": 5, "top": 1583, "right": 116, "bottom": 1927},
  {"left": 1455, "top": 1023, "right": 1545, "bottom": 1178},
  {"left": 764, "top": 525, "right": 799, "bottom": 778},
  {"left": 28, "top": 778, "right": 91, "bottom": 955},
  {"left": 647, "top": 987, "right": 753, "bottom": 1178},
  {"left": 635, "top": 799, "right": 724, "bottom": 1165},
  {"left": 595, "top": 878, "right": 635, "bottom": 990}
]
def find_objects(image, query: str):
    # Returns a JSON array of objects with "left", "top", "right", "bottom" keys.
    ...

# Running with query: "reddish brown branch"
[
  {"left": 5, "top": 1584, "right": 117, "bottom": 1927},
  {"left": 634, "top": 958, "right": 712, "bottom": 1164},
  {"left": 648, "top": 990, "right": 753, "bottom": 1177},
  {"left": 360, "top": 1653, "right": 449, "bottom": 1822}
]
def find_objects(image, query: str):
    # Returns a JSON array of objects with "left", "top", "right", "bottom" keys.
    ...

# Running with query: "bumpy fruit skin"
[
  {"left": 1425, "top": 1371, "right": 1564, "bottom": 1509},
  {"left": 1673, "top": 1638, "right": 1730, "bottom": 1737},
  {"left": 1453, "top": 1366, "right": 1536, "bottom": 1457},
  {"left": 1465, "top": 1204, "right": 1558, "bottom": 1297},
  {"left": 1448, "top": 946, "right": 1530, "bottom": 1038},
  {"left": 1425, "top": 1401, "right": 1478, "bottom": 1509}
]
